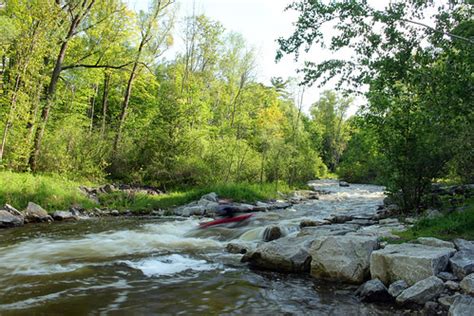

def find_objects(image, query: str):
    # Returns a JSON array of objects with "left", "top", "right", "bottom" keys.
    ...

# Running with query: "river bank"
[{"left": 0, "top": 180, "right": 473, "bottom": 315}]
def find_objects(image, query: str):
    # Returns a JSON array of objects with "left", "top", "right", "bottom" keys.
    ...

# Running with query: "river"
[{"left": 0, "top": 180, "right": 404, "bottom": 315}]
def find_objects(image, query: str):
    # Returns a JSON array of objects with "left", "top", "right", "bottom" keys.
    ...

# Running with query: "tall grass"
[
  {"left": 397, "top": 197, "right": 474, "bottom": 241},
  {"left": 0, "top": 171, "right": 97, "bottom": 211}
]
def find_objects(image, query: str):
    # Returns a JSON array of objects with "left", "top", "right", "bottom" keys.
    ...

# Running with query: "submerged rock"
[
  {"left": 388, "top": 280, "right": 409, "bottom": 298},
  {"left": 450, "top": 251, "right": 474, "bottom": 279},
  {"left": 241, "top": 236, "right": 312, "bottom": 273},
  {"left": 310, "top": 235, "right": 379, "bottom": 284},
  {"left": 370, "top": 243, "right": 456, "bottom": 285},
  {"left": 226, "top": 242, "right": 252, "bottom": 254},
  {"left": 23, "top": 202, "right": 52, "bottom": 223},
  {"left": 355, "top": 279, "right": 392, "bottom": 302},
  {"left": 396, "top": 276, "right": 444, "bottom": 305},
  {"left": 449, "top": 295, "right": 474, "bottom": 316}
]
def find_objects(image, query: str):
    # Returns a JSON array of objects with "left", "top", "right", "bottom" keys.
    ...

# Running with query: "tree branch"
[
  {"left": 61, "top": 62, "right": 133, "bottom": 71},
  {"left": 401, "top": 19, "right": 474, "bottom": 44}
]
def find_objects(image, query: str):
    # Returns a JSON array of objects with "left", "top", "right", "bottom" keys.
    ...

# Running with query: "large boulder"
[
  {"left": 449, "top": 295, "right": 474, "bottom": 316},
  {"left": 309, "top": 235, "right": 379, "bottom": 283},
  {"left": 0, "top": 210, "right": 24, "bottom": 228},
  {"left": 460, "top": 273, "right": 474, "bottom": 295},
  {"left": 450, "top": 250, "right": 474, "bottom": 279},
  {"left": 396, "top": 276, "right": 444, "bottom": 305},
  {"left": 355, "top": 279, "right": 392, "bottom": 302},
  {"left": 370, "top": 243, "right": 456, "bottom": 285},
  {"left": 241, "top": 236, "right": 312, "bottom": 273},
  {"left": 23, "top": 202, "right": 52, "bottom": 223}
]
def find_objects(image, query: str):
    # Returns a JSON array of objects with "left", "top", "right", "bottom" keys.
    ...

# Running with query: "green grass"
[
  {"left": 0, "top": 171, "right": 293, "bottom": 213},
  {"left": 0, "top": 171, "right": 98, "bottom": 211},
  {"left": 396, "top": 197, "right": 474, "bottom": 241},
  {"left": 99, "top": 182, "right": 292, "bottom": 212}
]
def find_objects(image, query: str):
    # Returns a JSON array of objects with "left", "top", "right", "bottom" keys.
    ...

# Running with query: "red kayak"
[{"left": 199, "top": 213, "right": 254, "bottom": 229}]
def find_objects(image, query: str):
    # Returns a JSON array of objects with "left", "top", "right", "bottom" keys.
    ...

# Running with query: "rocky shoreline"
[{"left": 1, "top": 182, "right": 473, "bottom": 315}]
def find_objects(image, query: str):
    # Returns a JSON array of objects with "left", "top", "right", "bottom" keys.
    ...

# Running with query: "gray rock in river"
[
  {"left": 226, "top": 242, "right": 252, "bottom": 254},
  {"left": 23, "top": 202, "right": 53, "bottom": 223},
  {"left": 370, "top": 243, "right": 456, "bottom": 285},
  {"left": 355, "top": 279, "right": 392, "bottom": 302},
  {"left": 310, "top": 235, "right": 379, "bottom": 284},
  {"left": 396, "top": 276, "right": 444, "bottom": 305},
  {"left": 262, "top": 225, "right": 284, "bottom": 242},
  {"left": 0, "top": 210, "right": 24, "bottom": 228},
  {"left": 450, "top": 250, "right": 474, "bottom": 279},
  {"left": 449, "top": 295, "right": 474, "bottom": 316},
  {"left": 241, "top": 236, "right": 312, "bottom": 273},
  {"left": 388, "top": 280, "right": 409, "bottom": 298},
  {"left": 52, "top": 211, "right": 78, "bottom": 221},
  {"left": 460, "top": 273, "right": 474, "bottom": 295}
]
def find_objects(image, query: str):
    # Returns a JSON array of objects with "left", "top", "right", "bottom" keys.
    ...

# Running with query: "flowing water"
[{"left": 0, "top": 180, "right": 404, "bottom": 315}]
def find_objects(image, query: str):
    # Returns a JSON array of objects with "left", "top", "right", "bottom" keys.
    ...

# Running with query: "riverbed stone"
[
  {"left": 396, "top": 276, "right": 444, "bottom": 305},
  {"left": 262, "top": 225, "right": 284, "bottom": 242},
  {"left": 3, "top": 204, "right": 23, "bottom": 217},
  {"left": 388, "top": 280, "right": 409, "bottom": 298},
  {"left": 226, "top": 242, "right": 252, "bottom": 254},
  {"left": 241, "top": 236, "right": 312, "bottom": 273},
  {"left": 0, "top": 210, "right": 24, "bottom": 228},
  {"left": 355, "top": 279, "right": 392, "bottom": 302},
  {"left": 200, "top": 192, "right": 218, "bottom": 203},
  {"left": 445, "top": 281, "right": 460, "bottom": 291},
  {"left": 309, "top": 235, "right": 379, "bottom": 284},
  {"left": 450, "top": 250, "right": 474, "bottom": 279},
  {"left": 415, "top": 237, "right": 455, "bottom": 249},
  {"left": 52, "top": 211, "right": 78, "bottom": 221},
  {"left": 449, "top": 295, "right": 474, "bottom": 316},
  {"left": 23, "top": 202, "right": 52, "bottom": 223},
  {"left": 453, "top": 239, "right": 474, "bottom": 252},
  {"left": 298, "top": 224, "right": 358, "bottom": 238},
  {"left": 438, "top": 272, "right": 458, "bottom": 281},
  {"left": 439, "top": 294, "right": 461, "bottom": 309},
  {"left": 299, "top": 219, "right": 328, "bottom": 228},
  {"left": 370, "top": 243, "right": 456, "bottom": 285},
  {"left": 460, "top": 273, "right": 474, "bottom": 295}
]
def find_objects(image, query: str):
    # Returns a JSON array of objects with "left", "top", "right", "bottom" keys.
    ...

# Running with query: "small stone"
[
  {"left": 405, "top": 217, "right": 417, "bottom": 224},
  {"left": 446, "top": 281, "right": 461, "bottom": 291},
  {"left": 331, "top": 215, "right": 353, "bottom": 224},
  {"left": 263, "top": 225, "right": 284, "bottom": 242},
  {"left": 450, "top": 251, "right": 474, "bottom": 279},
  {"left": 453, "top": 239, "right": 474, "bottom": 252},
  {"left": 438, "top": 272, "right": 458, "bottom": 282},
  {"left": 52, "top": 211, "right": 78, "bottom": 221},
  {"left": 23, "top": 202, "right": 51, "bottom": 223},
  {"left": 355, "top": 279, "right": 392, "bottom": 302},
  {"left": 110, "top": 210, "right": 120, "bottom": 216},
  {"left": 300, "top": 219, "right": 326, "bottom": 228},
  {"left": 226, "top": 242, "right": 251, "bottom": 254},
  {"left": 388, "top": 280, "right": 409, "bottom": 298},
  {"left": 439, "top": 294, "right": 460, "bottom": 309},
  {"left": 449, "top": 295, "right": 474, "bottom": 316},
  {"left": 379, "top": 218, "right": 400, "bottom": 225},
  {"left": 416, "top": 237, "right": 455, "bottom": 249},
  {"left": 424, "top": 301, "right": 439, "bottom": 315},
  {"left": 200, "top": 192, "right": 218, "bottom": 203},
  {"left": 0, "top": 210, "right": 24, "bottom": 228},
  {"left": 460, "top": 273, "right": 474, "bottom": 295},
  {"left": 339, "top": 181, "right": 350, "bottom": 187},
  {"left": 396, "top": 276, "right": 445, "bottom": 305}
]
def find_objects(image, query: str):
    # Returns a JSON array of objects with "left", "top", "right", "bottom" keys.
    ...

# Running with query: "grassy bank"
[
  {"left": 0, "top": 171, "right": 98, "bottom": 211},
  {"left": 0, "top": 171, "right": 292, "bottom": 212},
  {"left": 98, "top": 182, "right": 292, "bottom": 212},
  {"left": 396, "top": 197, "right": 474, "bottom": 241}
]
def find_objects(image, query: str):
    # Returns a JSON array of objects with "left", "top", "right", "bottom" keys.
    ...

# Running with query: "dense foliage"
[
  {"left": 278, "top": 0, "right": 473, "bottom": 211},
  {"left": 0, "top": 1, "right": 329, "bottom": 189}
]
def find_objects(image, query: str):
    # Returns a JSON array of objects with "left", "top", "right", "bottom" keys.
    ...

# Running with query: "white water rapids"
[{"left": 0, "top": 180, "right": 404, "bottom": 315}]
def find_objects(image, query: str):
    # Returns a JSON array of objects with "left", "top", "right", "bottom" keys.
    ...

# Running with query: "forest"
[{"left": 0, "top": 0, "right": 473, "bottom": 212}]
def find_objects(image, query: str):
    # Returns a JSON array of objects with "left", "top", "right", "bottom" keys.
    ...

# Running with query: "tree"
[{"left": 278, "top": 0, "right": 473, "bottom": 210}]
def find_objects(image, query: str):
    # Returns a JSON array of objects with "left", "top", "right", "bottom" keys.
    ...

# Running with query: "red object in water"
[{"left": 199, "top": 213, "right": 254, "bottom": 229}]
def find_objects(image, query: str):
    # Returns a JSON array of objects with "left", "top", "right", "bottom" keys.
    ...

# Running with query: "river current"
[{"left": 0, "top": 180, "right": 404, "bottom": 315}]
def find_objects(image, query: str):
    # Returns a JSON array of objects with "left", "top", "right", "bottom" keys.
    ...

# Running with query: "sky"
[{"left": 126, "top": 0, "right": 364, "bottom": 114}]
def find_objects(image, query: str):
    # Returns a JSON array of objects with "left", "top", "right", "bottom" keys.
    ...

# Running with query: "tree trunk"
[{"left": 101, "top": 72, "right": 110, "bottom": 137}]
